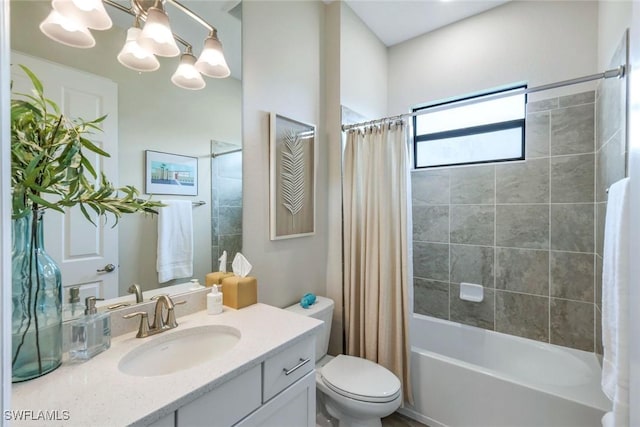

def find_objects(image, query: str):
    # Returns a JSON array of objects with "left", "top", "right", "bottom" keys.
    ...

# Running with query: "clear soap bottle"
[
  {"left": 69, "top": 296, "right": 111, "bottom": 361},
  {"left": 62, "top": 287, "right": 85, "bottom": 353}
]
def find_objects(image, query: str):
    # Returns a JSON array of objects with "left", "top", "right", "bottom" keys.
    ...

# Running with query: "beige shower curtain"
[{"left": 343, "top": 121, "right": 413, "bottom": 404}]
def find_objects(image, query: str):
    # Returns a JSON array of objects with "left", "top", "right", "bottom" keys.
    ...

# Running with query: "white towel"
[
  {"left": 156, "top": 200, "right": 193, "bottom": 283},
  {"left": 601, "top": 177, "right": 630, "bottom": 427}
]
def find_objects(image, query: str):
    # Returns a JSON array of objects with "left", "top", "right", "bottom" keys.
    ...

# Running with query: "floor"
[
  {"left": 382, "top": 411, "right": 429, "bottom": 427},
  {"left": 317, "top": 410, "right": 428, "bottom": 427}
]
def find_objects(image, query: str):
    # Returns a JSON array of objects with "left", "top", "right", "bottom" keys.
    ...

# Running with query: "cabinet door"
[
  {"left": 236, "top": 371, "right": 315, "bottom": 427},
  {"left": 177, "top": 365, "right": 262, "bottom": 427}
]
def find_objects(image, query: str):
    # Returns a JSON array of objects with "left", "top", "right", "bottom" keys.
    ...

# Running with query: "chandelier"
[{"left": 39, "top": 0, "right": 231, "bottom": 90}]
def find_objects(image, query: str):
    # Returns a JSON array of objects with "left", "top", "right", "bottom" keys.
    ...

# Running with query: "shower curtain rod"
[{"left": 341, "top": 65, "right": 626, "bottom": 132}]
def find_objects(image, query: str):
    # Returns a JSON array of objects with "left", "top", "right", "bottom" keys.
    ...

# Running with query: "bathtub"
[{"left": 399, "top": 314, "right": 611, "bottom": 427}]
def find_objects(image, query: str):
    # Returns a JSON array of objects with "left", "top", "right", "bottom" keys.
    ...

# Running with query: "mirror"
[{"left": 9, "top": 1, "right": 242, "bottom": 305}]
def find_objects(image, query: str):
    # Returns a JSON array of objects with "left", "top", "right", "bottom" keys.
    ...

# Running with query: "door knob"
[{"left": 97, "top": 263, "right": 116, "bottom": 273}]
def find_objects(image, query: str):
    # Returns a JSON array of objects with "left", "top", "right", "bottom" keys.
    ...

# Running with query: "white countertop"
[{"left": 11, "top": 304, "right": 323, "bottom": 427}]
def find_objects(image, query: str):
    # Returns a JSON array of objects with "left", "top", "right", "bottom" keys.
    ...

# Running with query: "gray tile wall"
[
  {"left": 411, "top": 90, "right": 599, "bottom": 352},
  {"left": 212, "top": 152, "right": 243, "bottom": 272},
  {"left": 595, "top": 33, "right": 628, "bottom": 355}
]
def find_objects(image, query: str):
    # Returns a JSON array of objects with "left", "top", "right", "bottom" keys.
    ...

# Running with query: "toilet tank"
[{"left": 285, "top": 296, "right": 334, "bottom": 361}]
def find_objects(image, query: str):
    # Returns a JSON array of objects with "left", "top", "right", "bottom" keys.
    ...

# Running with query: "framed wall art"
[
  {"left": 269, "top": 113, "right": 316, "bottom": 240},
  {"left": 145, "top": 150, "right": 198, "bottom": 196}
]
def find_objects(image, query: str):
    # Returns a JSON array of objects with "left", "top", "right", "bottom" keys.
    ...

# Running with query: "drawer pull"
[{"left": 283, "top": 358, "right": 311, "bottom": 376}]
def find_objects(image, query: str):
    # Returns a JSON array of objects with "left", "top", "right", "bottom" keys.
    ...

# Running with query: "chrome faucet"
[
  {"left": 128, "top": 284, "right": 143, "bottom": 303},
  {"left": 122, "top": 294, "right": 186, "bottom": 338}
]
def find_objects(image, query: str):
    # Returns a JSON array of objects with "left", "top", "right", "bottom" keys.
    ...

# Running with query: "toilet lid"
[{"left": 321, "top": 355, "right": 401, "bottom": 403}]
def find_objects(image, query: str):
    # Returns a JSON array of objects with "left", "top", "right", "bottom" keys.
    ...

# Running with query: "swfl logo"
[{"left": 4, "top": 410, "right": 71, "bottom": 421}]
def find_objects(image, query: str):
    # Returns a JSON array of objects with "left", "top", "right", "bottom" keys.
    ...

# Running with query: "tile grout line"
[
  {"left": 413, "top": 239, "right": 597, "bottom": 255},
  {"left": 548, "top": 105, "right": 552, "bottom": 345},
  {"left": 593, "top": 96, "right": 598, "bottom": 354},
  {"left": 494, "top": 164, "right": 497, "bottom": 331},
  {"left": 448, "top": 170, "right": 451, "bottom": 322}
]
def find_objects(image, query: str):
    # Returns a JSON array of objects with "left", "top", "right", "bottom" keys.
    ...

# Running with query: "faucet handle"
[
  {"left": 123, "top": 311, "right": 150, "bottom": 338},
  {"left": 151, "top": 293, "right": 171, "bottom": 303},
  {"left": 108, "top": 302, "right": 131, "bottom": 310},
  {"left": 165, "top": 300, "right": 187, "bottom": 328}
]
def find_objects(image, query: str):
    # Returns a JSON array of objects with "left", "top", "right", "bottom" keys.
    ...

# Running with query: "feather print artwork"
[{"left": 280, "top": 128, "right": 305, "bottom": 224}]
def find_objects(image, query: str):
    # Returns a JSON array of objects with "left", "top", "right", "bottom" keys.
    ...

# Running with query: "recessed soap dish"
[{"left": 460, "top": 282, "right": 483, "bottom": 302}]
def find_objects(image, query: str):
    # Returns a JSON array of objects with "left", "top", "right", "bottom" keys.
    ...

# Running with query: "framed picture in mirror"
[
  {"left": 145, "top": 150, "right": 198, "bottom": 196},
  {"left": 269, "top": 113, "right": 316, "bottom": 240}
]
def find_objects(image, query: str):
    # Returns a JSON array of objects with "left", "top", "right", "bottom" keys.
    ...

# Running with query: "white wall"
[
  {"left": 242, "top": 0, "right": 328, "bottom": 308},
  {"left": 340, "top": 2, "right": 388, "bottom": 120},
  {"left": 388, "top": 1, "right": 599, "bottom": 114},
  {"left": 598, "top": 1, "right": 633, "bottom": 70},
  {"left": 10, "top": 1, "right": 242, "bottom": 295}
]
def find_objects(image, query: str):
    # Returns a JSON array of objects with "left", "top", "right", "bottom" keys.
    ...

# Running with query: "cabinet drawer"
[
  {"left": 262, "top": 336, "right": 315, "bottom": 402},
  {"left": 177, "top": 364, "right": 261, "bottom": 426}
]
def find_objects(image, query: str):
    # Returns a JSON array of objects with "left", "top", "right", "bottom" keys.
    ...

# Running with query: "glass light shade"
[
  {"left": 171, "top": 53, "right": 206, "bottom": 90},
  {"left": 39, "top": 9, "right": 95, "bottom": 48},
  {"left": 117, "top": 27, "right": 160, "bottom": 72},
  {"left": 137, "top": 7, "right": 180, "bottom": 57},
  {"left": 195, "top": 36, "right": 231, "bottom": 78},
  {"left": 52, "top": 0, "right": 112, "bottom": 30}
]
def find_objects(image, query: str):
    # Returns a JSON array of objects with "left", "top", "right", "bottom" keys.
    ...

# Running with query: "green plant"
[{"left": 11, "top": 64, "right": 162, "bottom": 222}]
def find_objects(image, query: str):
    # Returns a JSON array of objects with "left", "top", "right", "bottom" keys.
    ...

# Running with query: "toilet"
[{"left": 286, "top": 296, "right": 402, "bottom": 427}]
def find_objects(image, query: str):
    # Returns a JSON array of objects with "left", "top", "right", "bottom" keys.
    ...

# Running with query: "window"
[{"left": 413, "top": 85, "right": 526, "bottom": 169}]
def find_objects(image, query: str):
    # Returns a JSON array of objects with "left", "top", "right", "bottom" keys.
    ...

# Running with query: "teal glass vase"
[{"left": 11, "top": 210, "right": 62, "bottom": 382}]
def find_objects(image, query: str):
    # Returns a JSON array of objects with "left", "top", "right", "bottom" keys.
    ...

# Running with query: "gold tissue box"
[
  {"left": 205, "top": 271, "right": 234, "bottom": 286},
  {"left": 221, "top": 276, "right": 257, "bottom": 309}
]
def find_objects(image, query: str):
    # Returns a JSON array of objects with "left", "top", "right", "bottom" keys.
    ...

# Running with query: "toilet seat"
[{"left": 320, "top": 355, "right": 401, "bottom": 403}]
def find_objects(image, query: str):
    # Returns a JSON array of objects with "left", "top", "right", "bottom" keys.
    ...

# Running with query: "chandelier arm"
[
  {"left": 166, "top": 0, "right": 215, "bottom": 34},
  {"left": 102, "top": 0, "right": 191, "bottom": 50}
]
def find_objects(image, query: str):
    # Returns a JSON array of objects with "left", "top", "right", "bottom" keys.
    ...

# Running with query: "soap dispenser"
[
  {"left": 207, "top": 285, "right": 223, "bottom": 315},
  {"left": 69, "top": 296, "right": 111, "bottom": 361},
  {"left": 63, "top": 287, "right": 84, "bottom": 322},
  {"left": 189, "top": 278, "right": 204, "bottom": 290},
  {"left": 62, "top": 287, "right": 86, "bottom": 353}
]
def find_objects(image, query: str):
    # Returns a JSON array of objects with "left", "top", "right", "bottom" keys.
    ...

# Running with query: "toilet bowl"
[
  {"left": 317, "top": 354, "right": 402, "bottom": 427},
  {"left": 285, "top": 297, "right": 402, "bottom": 427}
]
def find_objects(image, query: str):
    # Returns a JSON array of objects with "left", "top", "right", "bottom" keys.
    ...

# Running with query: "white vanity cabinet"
[
  {"left": 12, "top": 304, "right": 322, "bottom": 427},
  {"left": 158, "top": 335, "right": 316, "bottom": 427}
]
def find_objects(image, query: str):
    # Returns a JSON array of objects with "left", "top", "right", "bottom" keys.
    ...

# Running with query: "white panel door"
[{"left": 10, "top": 52, "right": 119, "bottom": 301}]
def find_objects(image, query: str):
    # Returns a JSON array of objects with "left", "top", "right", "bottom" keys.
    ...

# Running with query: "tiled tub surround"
[
  {"left": 212, "top": 151, "right": 243, "bottom": 272},
  {"left": 412, "top": 91, "right": 599, "bottom": 352},
  {"left": 594, "top": 33, "right": 628, "bottom": 355}
]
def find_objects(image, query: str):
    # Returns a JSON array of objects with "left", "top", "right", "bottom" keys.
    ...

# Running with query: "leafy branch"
[
  {"left": 11, "top": 65, "right": 162, "bottom": 223},
  {"left": 280, "top": 128, "right": 305, "bottom": 218}
]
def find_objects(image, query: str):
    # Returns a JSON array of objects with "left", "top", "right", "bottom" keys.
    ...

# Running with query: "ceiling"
[
  {"left": 109, "top": 0, "right": 242, "bottom": 80},
  {"left": 344, "top": 0, "right": 511, "bottom": 47},
  {"left": 108, "top": 1, "right": 510, "bottom": 80}
]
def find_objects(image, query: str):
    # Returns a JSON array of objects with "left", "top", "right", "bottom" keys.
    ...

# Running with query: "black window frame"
[{"left": 413, "top": 85, "right": 527, "bottom": 169}]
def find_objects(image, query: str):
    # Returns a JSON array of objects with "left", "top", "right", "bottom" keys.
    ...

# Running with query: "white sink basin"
[{"left": 119, "top": 325, "right": 241, "bottom": 377}]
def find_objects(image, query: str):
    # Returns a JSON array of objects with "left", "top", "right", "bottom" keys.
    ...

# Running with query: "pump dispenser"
[
  {"left": 207, "top": 285, "right": 223, "bottom": 315},
  {"left": 69, "top": 296, "right": 111, "bottom": 361}
]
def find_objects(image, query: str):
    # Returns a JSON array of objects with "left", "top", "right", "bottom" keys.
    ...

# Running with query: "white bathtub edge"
[{"left": 398, "top": 406, "right": 446, "bottom": 427}]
